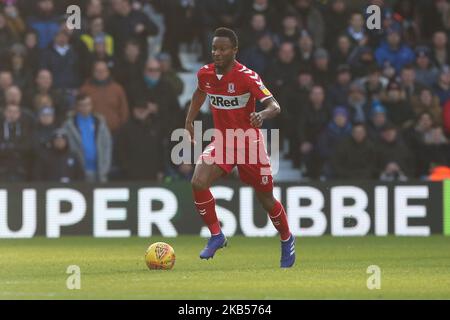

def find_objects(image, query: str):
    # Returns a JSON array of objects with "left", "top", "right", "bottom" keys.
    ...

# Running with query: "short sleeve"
[
  {"left": 197, "top": 67, "right": 207, "bottom": 92},
  {"left": 245, "top": 69, "right": 273, "bottom": 103}
]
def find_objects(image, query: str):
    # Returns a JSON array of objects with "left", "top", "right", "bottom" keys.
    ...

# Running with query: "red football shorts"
[{"left": 198, "top": 139, "right": 274, "bottom": 193}]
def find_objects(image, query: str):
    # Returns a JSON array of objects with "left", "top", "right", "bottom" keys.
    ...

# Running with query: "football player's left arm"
[{"left": 250, "top": 97, "right": 281, "bottom": 128}]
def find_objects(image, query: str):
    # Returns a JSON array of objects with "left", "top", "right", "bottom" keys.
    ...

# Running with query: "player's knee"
[{"left": 191, "top": 176, "right": 209, "bottom": 191}]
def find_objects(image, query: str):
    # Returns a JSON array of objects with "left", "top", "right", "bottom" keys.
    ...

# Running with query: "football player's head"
[{"left": 212, "top": 27, "right": 238, "bottom": 69}]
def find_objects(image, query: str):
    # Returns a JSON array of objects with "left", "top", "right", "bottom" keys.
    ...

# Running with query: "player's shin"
[
  {"left": 269, "top": 200, "right": 291, "bottom": 241},
  {"left": 193, "top": 189, "right": 221, "bottom": 235}
]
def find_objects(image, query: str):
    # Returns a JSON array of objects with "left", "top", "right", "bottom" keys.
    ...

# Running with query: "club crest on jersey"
[
  {"left": 228, "top": 83, "right": 235, "bottom": 93},
  {"left": 261, "top": 176, "right": 269, "bottom": 185}
]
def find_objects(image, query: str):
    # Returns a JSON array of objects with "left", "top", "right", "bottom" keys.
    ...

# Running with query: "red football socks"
[
  {"left": 193, "top": 189, "right": 221, "bottom": 235},
  {"left": 269, "top": 201, "right": 291, "bottom": 241}
]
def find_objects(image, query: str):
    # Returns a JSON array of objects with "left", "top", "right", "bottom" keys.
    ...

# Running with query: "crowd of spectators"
[{"left": 0, "top": 0, "right": 450, "bottom": 183}]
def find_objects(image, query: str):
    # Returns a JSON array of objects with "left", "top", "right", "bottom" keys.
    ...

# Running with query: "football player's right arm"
[{"left": 185, "top": 88, "right": 207, "bottom": 144}]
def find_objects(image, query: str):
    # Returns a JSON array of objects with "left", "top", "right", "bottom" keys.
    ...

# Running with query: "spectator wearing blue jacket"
[
  {"left": 27, "top": 0, "right": 61, "bottom": 50},
  {"left": 63, "top": 94, "right": 112, "bottom": 183},
  {"left": 375, "top": 24, "right": 415, "bottom": 74}
]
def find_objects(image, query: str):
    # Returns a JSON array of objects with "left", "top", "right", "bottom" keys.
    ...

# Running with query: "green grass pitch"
[{"left": 1, "top": 236, "right": 450, "bottom": 299}]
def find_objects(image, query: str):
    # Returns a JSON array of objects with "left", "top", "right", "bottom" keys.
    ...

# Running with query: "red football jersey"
[{"left": 197, "top": 60, "right": 273, "bottom": 135}]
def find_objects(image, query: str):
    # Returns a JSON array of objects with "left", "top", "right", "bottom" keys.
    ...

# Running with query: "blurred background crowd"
[{"left": 0, "top": 0, "right": 450, "bottom": 184}]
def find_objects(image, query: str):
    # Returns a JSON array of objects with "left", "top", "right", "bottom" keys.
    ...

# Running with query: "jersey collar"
[{"left": 214, "top": 60, "right": 238, "bottom": 80}]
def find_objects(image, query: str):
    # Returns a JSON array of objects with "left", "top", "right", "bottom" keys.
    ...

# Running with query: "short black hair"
[
  {"left": 214, "top": 27, "right": 238, "bottom": 48},
  {"left": 75, "top": 93, "right": 90, "bottom": 104}
]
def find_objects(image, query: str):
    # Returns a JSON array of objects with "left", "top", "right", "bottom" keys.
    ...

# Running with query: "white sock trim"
[
  {"left": 195, "top": 197, "right": 214, "bottom": 206},
  {"left": 270, "top": 208, "right": 283, "bottom": 220}
]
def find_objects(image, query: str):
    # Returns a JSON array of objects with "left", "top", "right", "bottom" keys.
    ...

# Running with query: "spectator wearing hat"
[
  {"left": 367, "top": 102, "right": 388, "bottom": 140},
  {"left": 347, "top": 81, "right": 371, "bottom": 124},
  {"left": 317, "top": 106, "right": 352, "bottom": 179},
  {"left": 433, "top": 65, "right": 450, "bottom": 106},
  {"left": 375, "top": 24, "right": 415, "bottom": 74},
  {"left": 328, "top": 65, "right": 352, "bottom": 108},
  {"left": 239, "top": 32, "right": 276, "bottom": 76},
  {"left": 116, "top": 100, "right": 165, "bottom": 181},
  {"left": 32, "top": 129, "right": 85, "bottom": 182},
  {"left": 332, "top": 123, "right": 376, "bottom": 180},
  {"left": 0, "top": 104, "right": 33, "bottom": 182},
  {"left": 80, "top": 61, "right": 129, "bottom": 134},
  {"left": 382, "top": 80, "right": 414, "bottom": 128},
  {"left": 411, "top": 88, "right": 443, "bottom": 126},
  {"left": 376, "top": 123, "right": 414, "bottom": 181},
  {"left": 414, "top": 46, "right": 439, "bottom": 87},
  {"left": 63, "top": 94, "right": 112, "bottom": 183},
  {"left": 312, "top": 48, "right": 333, "bottom": 87}
]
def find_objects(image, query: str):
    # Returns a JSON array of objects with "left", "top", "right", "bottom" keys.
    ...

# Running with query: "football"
[{"left": 145, "top": 242, "right": 176, "bottom": 270}]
